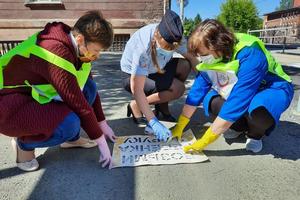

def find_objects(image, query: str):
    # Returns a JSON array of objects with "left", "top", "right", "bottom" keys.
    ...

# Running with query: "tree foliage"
[
  {"left": 183, "top": 14, "right": 202, "bottom": 37},
  {"left": 276, "top": 0, "right": 293, "bottom": 11},
  {"left": 194, "top": 14, "right": 202, "bottom": 26},
  {"left": 217, "top": 0, "right": 262, "bottom": 33}
]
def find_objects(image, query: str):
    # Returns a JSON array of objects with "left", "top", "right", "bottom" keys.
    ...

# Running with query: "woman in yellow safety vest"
[
  {"left": 171, "top": 19, "right": 293, "bottom": 153},
  {"left": 0, "top": 10, "right": 116, "bottom": 171}
]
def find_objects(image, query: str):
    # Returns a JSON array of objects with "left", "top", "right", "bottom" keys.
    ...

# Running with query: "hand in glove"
[
  {"left": 171, "top": 114, "right": 190, "bottom": 142},
  {"left": 99, "top": 120, "right": 117, "bottom": 143},
  {"left": 184, "top": 127, "right": 219, "bottom": 152},
  {"left": 149, "top": 117, "right": 171, "bottom": 142},
  {"left": 95, "top": 135, "right": 112, "bottom": 169}
]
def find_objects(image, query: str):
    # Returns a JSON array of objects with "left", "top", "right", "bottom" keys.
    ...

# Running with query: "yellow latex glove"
[
  {"left": 171, "top": 114, "right": 190, "bottom": 142},
  {"left": 184, "top": 127, "right": 219, "bottom": 152}
]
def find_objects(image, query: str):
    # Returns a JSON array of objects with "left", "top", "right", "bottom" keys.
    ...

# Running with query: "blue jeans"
[{"left": 18, "top": 78, "right": 97, "bottom": 151}]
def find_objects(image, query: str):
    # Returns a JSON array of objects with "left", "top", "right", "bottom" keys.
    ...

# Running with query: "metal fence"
[
  {"left": 0, "top": 34, "right": 130, "bottom": 56},
  {"left": 247, "top": 26, "right": 299, "bottom": 53},
  {"left": 0, "top": 40, "right": 22, "bottom": 56}
]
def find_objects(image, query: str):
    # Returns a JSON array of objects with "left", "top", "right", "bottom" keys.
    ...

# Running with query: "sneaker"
[
  {"left": 245, "top": 138, "right": 263, "bottom": 153},
  {"left": 223, "top": 130, "right": 243, "bottom": 139}
]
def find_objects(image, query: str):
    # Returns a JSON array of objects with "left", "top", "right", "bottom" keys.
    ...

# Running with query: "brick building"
[
  {"left": 263, "top": 0, "right": 300, "bottom": 43},
  {"left": 0, "top": 0, "right": 171, "bottom": 51}
]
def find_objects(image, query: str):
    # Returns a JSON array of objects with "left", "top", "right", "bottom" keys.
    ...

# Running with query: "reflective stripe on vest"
[
  {"left": 0, "top": 32, "right": 91, "bottom": 104},
  {"left": 196, "top": 33, "right": 292, "bottom": 82}
]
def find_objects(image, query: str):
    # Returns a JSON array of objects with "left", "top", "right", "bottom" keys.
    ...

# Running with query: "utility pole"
[{"left": 180, "top": 0, "right": 184, "bottom": 22}]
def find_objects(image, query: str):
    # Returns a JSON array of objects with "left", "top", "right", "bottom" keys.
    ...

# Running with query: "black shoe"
[
  {"left": 154, "top": 104, "right": 176, "bottom": 122},
  {"left": 127, "top": 103, "right": 147, "bottom": 125}
]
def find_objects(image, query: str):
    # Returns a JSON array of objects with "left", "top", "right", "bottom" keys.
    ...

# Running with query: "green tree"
[
  {"left": 183, "top": 17, "right": 194, "bottom": 36},
  {"left": 183, "top": 14, "right": 202, "bottom": 37},
  {"left": 217, "top": 0, "right": 262, "bottom": 33},
  {"left": 276, "top": 0, "right": 293, "bottom": 11},
  {"left": 194, "top": 14, "right": 202, "bottom": 27}
]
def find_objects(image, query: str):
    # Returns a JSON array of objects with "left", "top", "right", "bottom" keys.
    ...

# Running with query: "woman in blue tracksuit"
[{"left": 171, "top": 19, "right": 294, "bottom": 153}]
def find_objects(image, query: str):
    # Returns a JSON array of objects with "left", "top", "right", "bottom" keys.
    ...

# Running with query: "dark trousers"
[
  {"left": 209, "top": 96, "right": 275, "bottom": 139},
  {"left": 122, "top": 58, "right": 179, "bottom": 95}
]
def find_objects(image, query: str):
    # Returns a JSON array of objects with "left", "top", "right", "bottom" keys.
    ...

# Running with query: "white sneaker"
[
  {"left": 245, "top": 138, "right": 263, "bottom": 153},
  {"left": 144, "top": 124, "right": 154, "bottom": 135},
  {"left": 223, "top": 130, "right": 243, "bottom": 139}
]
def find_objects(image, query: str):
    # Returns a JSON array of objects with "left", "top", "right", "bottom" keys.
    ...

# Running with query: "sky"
[{"left": 171, "top": 0, "right": 281, "bottom": 19}]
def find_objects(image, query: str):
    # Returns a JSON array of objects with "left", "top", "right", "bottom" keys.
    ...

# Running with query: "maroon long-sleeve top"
[{"left": 0, "top": 22, "right": 105, "bottom": 142}]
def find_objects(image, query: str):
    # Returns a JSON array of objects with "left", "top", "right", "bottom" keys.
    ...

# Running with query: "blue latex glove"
[{"left": 148, "top": 117, "right": 171, "bottom": 142}]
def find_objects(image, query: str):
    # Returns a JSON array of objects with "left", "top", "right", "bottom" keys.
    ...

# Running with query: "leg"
[
  {"left": 246, "top": 86, "right": 293, "bottom": 140},
  {"left": 244, "top": 85, "right": 292, "bottom": 153},
  {"left": 17, "top": 112, "right": 81, "bottom": 151},
  {"left": 59, "top": 78, "right": 99, "bottom": 146},
  {"left": 122, "top": 72, "right": 156, "bottom": 119},
  {"left": 157, "top": 58, "right": 191, "bottom": 116},
  {"left": 209, "top": 95, "right": 248, "bottom": 132},
  {"left": 14, "top": 112, "right": 80, "bottom": 169},
  {"left": 122, "top": 63, "right": 186, "bottom": 120},
  {"left": 246, "top": 107, "right": 275, "bottom": 140},
  {"left": 17, "top": 78, "right": 98, "bottom": 151},
  {"left": 130, "top": 78, "right": 185, "bottom": 121},
  {"left": 146, "top": 78, "right": 185, "bottom": 105},
  {"left": 175, "top": 58, "right": 191, "bottom": 82},
  {"left": 244, "top": 107, "right": 275, "bottom": 153}
]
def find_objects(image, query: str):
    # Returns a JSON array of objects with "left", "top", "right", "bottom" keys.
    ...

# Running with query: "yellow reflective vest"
[{"left": 0, "top": 32, "right": 91, "bottom": 104}]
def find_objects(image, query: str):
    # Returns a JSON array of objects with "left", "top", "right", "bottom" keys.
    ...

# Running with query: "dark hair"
[
  {"left": 188, "top": 19, "right": 236, "bottom": 61},
  {"left": 72, "top": 10, "right": 113, "bottom": 49}
]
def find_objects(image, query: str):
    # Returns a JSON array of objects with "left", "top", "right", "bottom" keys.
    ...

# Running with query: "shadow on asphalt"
[
  {"left": 203, "top": 120, "right": 300, "bottom": 161},
  {"left": 1, "top": 118, "right": 298, "bottom": 199},
  {"left": 0, "top": 166, "right": 26, "bottom": 180},
  {"left": 26, "top": 118, "right": 145, "bottom": 200},
  {"left": 1, "top": 53, "right": 299, "bottom": 199}
]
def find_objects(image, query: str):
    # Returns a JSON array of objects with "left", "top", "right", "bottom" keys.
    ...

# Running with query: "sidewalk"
[
  {"left": 271, "top": 49, "right": 300, "bottom": 68},
  {"left": 0, "top": 53, "right": 299, "bottom": 200}
]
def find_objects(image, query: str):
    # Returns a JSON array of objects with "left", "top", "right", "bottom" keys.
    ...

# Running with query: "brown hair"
[
  {"left": 151, "top": 29, "right": 180, "bottom": 74},
  {"left": 188, "top": 19, "right": 236, "bottom": 61},
  {"left": 72, "top": 10, "right": 113, "bottom": 49}
]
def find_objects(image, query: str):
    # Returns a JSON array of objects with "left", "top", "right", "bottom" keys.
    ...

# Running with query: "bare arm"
[
  {"left": 182, "top": 104, "right": 232, "bottom": 135},
  {"left": 211, "top": 117, "right": 233, "bottom": 135},
  {"left": 130, "top": 75, "right": 155, "bottom": 121},
  {"left": 181, "top": 104, "right": 197, "bottom": 118}
]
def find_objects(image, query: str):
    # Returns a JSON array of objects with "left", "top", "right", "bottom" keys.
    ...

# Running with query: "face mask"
[
  {"left": 200, "top": 54, "right": 222, "bottom": 64},
  {"left": 155, "top": 40, "right": 174, "bottom": 58},
  {"left": 79, "top": 51, "right": 97, "bottom": 63},
  {"left": 156, "top": 47, "right": 174, "bottom": 58},
  {"left": 78, "top": 42, "right": 97, "bottom": 63}
]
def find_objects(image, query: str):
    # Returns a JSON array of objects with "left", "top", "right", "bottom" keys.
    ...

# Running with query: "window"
[
  {"left": 107, "top": 34, "right": 130, "bottom": 52},
  {"left": 25, "top": 0, "right": 62, "bottom": 3},
  {"left": 25, "top": 0, "right": 65, "bottom": 10}
]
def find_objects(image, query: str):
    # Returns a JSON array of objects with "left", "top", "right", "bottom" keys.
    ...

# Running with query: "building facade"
[
  {"left": 263, "top": 0, "right": 300, "bottom": 43},
  {"left": 0, "top": 0, "right": 171, "bottom": 51}
]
